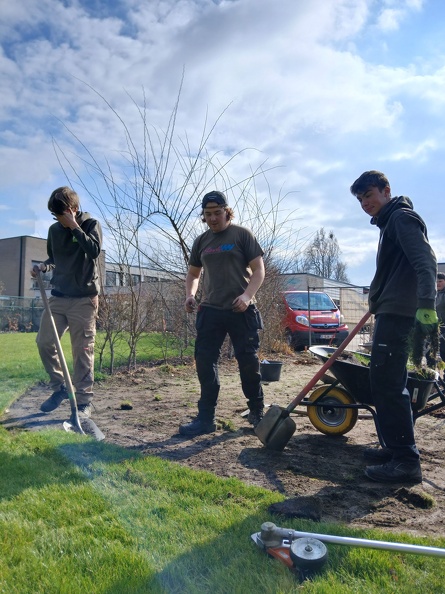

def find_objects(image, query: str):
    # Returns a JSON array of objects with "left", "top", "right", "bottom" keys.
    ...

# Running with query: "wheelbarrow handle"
[
  {"left": 286, "top": 311, "right": 372, "bottom": 412},
  {"left": 33, "top": 266, "right": 84, "bottom": 434}
]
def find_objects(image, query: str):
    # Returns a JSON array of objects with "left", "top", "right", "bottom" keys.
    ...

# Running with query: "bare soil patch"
[{"left": 2, "top": 352, "right": 445, "bottom": 537}]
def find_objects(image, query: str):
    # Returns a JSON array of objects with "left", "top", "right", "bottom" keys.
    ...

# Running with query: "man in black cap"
[{"left": 179, "top": 190, "right": 265, "bottom": 436}]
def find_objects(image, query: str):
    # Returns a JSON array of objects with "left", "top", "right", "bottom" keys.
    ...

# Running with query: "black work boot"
[
  {"left": 179, "top": 417, "right": 217, "bottom": 436},
  {"left": 247, "top": 407, "right": 264, "bottom": 428},
  {"left": 40, "top": 385, "right": 68, "bottom": 412},
  {"left": 364, "top": 459, "right": 422, "bottom": 484},
  {"left": 362, "top": 447, "right": 393, "bottom": 462}
]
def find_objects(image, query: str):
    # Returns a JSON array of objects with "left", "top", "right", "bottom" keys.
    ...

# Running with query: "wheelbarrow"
[
  {"left": 255, "top": 311, "right": 372, "bottom": 450},
  {"left": 301, "top": 346, "right": 445, "bottom": 442}
]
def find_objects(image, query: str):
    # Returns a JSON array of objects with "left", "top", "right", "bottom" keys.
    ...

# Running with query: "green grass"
[
  {"left": 0, "top": 333, "right": 56, "bottom": 410},
  {"left": 0, "top": 331, "right": 192, "bottom": 410},
  {"left": 95, "top": 331, "right": 193, "bottom": 371},
  {"left": 1, "top": 333, "right": 445, "bottom": 593}
]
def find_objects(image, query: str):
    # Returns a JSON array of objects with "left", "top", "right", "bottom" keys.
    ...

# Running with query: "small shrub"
[{"left": 219, "top": 419, "right": 236, "bottom": 432}]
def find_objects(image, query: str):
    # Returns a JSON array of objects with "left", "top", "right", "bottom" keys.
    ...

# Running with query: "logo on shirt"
[{"left": 202, "top": 244, "right": 235, "bottom": 254}]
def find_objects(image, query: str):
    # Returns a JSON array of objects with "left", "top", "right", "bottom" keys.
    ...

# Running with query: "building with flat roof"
[
  {"left": 0, "top": 236, "right": 49, "bottom": 298},
  {"left": 0, "top": 235, "right": 177, "bottom": 298}
]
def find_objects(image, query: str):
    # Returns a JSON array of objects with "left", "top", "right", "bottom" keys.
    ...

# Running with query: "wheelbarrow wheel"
[{"left": 307, "top": 386, "right": 358, "bottom": 436}]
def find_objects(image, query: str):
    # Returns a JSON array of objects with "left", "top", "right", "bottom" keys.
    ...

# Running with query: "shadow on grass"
[
  {"left": 0, "top": 448, "right": 80, "bottom": 501},
  {"left": 0, "top": 429, "right": 140, "bottom": 501},
  {"left": 93, "top": 516, "right": 301, "bottom": 594},
  {"left": 121, "top": 515, "right": 359, "bottom": 594},
  {"left": 57, "top": 438, "right": 142, "bottom": 469}
]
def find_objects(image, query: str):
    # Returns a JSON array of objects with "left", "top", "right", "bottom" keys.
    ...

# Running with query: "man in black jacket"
[
  {"left": 31, "top": 187, "right": 102, "bottom": 418},
  {"left": 350, "top": 170, "right": 437, "bottom": 483}
]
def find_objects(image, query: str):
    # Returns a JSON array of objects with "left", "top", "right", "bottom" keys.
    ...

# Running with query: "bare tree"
[
  {"left": 255, "top": 262, "right": 288, "bottom": 353},
  {"left": 96, "top": 291, "right": 127, "bottom": 374},
  {"left": 53, "top": 80, "right": 307, "bottom": 364},
  {"left": 298, "top": 228, "right": 350, "bottom": 282},
  {"left": 151, "top": 280, "right": 193, "bottom": 364}
]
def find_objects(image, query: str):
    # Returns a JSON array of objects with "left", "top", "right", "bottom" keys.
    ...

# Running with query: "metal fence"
[
  {"left": 294, "top": 285, "right": 372, "bottom": 351},
  {"left": 0, "top": 284, "right": 373, "bottom": 354},
  {"left": 0, "top": 296, "right": 44, "bottom": 332},
  {"left": 337, "top": 286, "right": 373, "bottom": 351}
]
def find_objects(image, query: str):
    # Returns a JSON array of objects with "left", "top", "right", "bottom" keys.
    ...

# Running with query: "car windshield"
[{"left": 285, "top": 292, "right": 336, "bottom": 311}]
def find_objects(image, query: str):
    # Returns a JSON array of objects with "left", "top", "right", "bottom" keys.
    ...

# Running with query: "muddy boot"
[
  {"left": 362, "top": 447, "right": 393, "bottom": 462},
  {"left": 247, "top": 406, "right": 264, "bottom": 428},
  {"left": 364, "top": 459, "right": 422, "bottom": 484},
  {"left": 179, "top": 417, "right": 217, "bottom": 436}
]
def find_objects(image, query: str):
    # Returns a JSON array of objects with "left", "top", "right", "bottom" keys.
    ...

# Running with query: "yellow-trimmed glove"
[{"left": 415, "top": 308, "right": 439, "bottom": 336}]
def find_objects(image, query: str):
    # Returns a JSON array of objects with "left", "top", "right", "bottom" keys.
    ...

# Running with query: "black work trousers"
[
  {"left": 194, "top": 305, "right": 264, "bottom": 420},
  {"left": 370, "top": 314, "right": 419, "bottom": 462}
]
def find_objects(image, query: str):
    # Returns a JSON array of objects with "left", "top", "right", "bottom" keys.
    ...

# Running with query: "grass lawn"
[{"left": 1, "top": 333, "right": 445, "bottom": 593}]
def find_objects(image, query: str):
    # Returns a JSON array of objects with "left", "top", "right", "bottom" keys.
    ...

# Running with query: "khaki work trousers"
[{"left": 36, "top": 295, "right": 98, "bottom": 405}]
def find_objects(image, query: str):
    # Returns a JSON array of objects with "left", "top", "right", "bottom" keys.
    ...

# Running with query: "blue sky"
[{"left": 1, "top": 0, "right": 445, "bottom": 286}]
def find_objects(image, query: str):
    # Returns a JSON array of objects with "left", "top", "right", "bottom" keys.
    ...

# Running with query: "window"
[{"left": 106, "top": 271, "right": 117, "bottom": 286}]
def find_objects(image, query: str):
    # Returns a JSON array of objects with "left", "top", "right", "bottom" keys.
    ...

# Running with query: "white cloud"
[
  {"left": 1, "top": 0, "right": 444, "bottom": 284},
  {"left": 389, "top": 138, "right": 437, "bottom": 162},
  {"left": 378, "top": 0, "right": 424, "bottom": 31}
]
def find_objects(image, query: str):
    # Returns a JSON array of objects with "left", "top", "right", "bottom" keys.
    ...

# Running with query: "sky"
[{"left": 1, "top": 0, "right": 445, "bottom": 286}]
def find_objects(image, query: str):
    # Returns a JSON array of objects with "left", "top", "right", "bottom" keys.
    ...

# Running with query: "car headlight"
[{"left": 296, "top": 315, "right": 309, "bottom": 327}]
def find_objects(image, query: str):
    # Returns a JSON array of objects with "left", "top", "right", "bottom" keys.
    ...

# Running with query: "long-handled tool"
[
  {"left": 255, "top": 311, "right": 371, "bottom": 450},
  {"left": 252, "top": 521, "right": 445, "bottom": 560},
  {"left": 34, "top": 267, "right": 104, "bottom": 441},
  {"left": 251, "top": 521, "right": 445, "bottom": 580}
]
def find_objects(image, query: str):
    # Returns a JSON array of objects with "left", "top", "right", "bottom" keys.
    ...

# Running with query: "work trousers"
[
  {"left": 194, "top": 305, "right": 264, "bottom": 420},
  {"left": 370, "top": 314, "right": 419, "bottom": 462},
  {"left": 36, "top": 295, "right": 98, "bottom": 405}
]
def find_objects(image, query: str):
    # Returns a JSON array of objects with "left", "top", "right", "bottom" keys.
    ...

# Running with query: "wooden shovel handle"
[
  {"left": 33, "top": 266, "right": 84, "bottom": 433},
  {"left": 286, "top": 311, "right": 371, "bottom": 412}
]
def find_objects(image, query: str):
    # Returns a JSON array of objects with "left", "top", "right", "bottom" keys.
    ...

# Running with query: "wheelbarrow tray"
[{"left": 309, "top": 346, "right": 435, "bottom": 412}]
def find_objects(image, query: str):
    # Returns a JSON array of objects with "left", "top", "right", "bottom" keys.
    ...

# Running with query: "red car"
[{"left": 283, "top": 290, "right": 349, "bottom": 350}]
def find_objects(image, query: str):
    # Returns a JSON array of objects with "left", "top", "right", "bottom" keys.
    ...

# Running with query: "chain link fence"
[
  {"left": 0, "top": 282, "right": 373, "bottom": 356},
  {"left": 0, "top": 296, "right": 44, "bottom": 332}
]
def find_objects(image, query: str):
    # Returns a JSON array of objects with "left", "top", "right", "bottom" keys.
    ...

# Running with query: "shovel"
[
  {"left": 255, "top": 311, "right": 371, "bottom": 450},
  {"left": 34, "top": 267, "right": 105, "bottom": 441}
]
